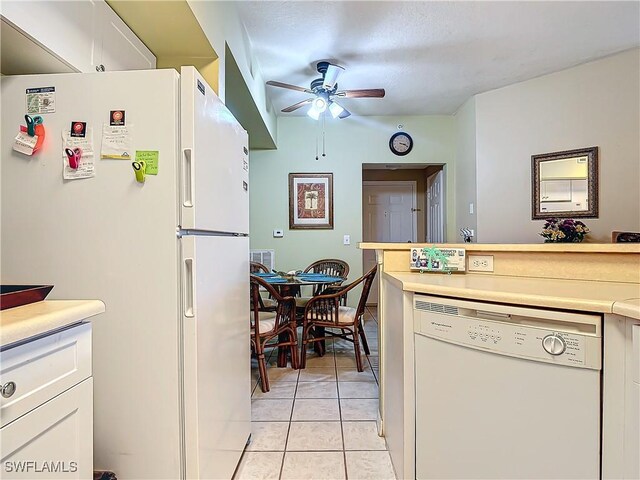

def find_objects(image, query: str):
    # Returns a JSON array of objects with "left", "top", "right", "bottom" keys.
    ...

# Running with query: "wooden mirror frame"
[{"left": 531, "top": 146, "right": 599, "bottom": 220}]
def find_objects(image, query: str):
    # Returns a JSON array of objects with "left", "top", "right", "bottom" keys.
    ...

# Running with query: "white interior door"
[
  {"left": 363, "top": 181, "right": 417, "bottom": 304},
  {"left": 180, "top": 66, "right": 249, "bottom": 234},
  {"left": 426, "top": 170, "right": 444, "bottom": 243},
  {"left": 181, "top": 234, "right": 251, "bottom": 480}
]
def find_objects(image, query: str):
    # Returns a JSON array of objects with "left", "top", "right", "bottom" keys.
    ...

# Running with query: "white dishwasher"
[{"left": 414, "top": 294, "right": 602, "bottom": 480}]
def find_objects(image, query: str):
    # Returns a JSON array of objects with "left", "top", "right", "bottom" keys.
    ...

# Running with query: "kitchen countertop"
[
  {"left": 613, "top": 298, "right": 640, "bottom": 319},
  {"left": 385, "top": 271, "right": 640, "bottom": 314},
  {"left": 361, "top": 242, "right": 640, "bottom": 253},
  {"left": 0, "top": 300, "right": 105, "bottom": 348}
]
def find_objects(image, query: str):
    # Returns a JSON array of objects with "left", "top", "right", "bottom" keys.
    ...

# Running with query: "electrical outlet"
[{"left": 468, "top": 255, "right": 494, "bottom": 272}]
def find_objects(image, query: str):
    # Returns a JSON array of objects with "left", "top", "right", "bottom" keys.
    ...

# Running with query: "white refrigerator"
[{"left": 1, "top": 67, "right": 251, "bottom": 479}]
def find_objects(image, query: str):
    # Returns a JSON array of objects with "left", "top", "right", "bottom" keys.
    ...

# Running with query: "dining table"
[{"left": 252, "top": 271, "right": 346, "bottom": 367}]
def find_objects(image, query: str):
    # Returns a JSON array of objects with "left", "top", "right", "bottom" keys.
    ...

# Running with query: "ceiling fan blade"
[
  {"left": 338, "top": 107, "right": 351, "bottom": 119},
  {"left": 322, "top": 64, "right": 345, "bottom": 89},
  {"left": 335, "top": 88, "right": 385, "bottom": 98},
  {"left": 281, "top": 98, "right": 314, "bottom": 113},
  {"left": 266, "top": 80, "right": 312, "bottom": 94}
]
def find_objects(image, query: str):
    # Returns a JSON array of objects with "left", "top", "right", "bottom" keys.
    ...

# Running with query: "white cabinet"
[
  {"left": 540, "top": 179, "right": 572, "bottom": 201},
  {"left": 96, "top": 0, "right": 156, "bottom": 71},
  {"left": 603, "top": 314, "right": 640, "bottom": 479},
  {"left": 1, "top": 0, "right": 155, "bottom": 73},
  {"left": 1, "top": 0, "right": 100, "bottom": 72},
  {"left": 1, "top": 379, "right": 93, "bottom": 479},
  {"left": 539, "top": 179, "right": 589, "bottom": 213},
  {"left": 0, "top": 323, "right": 93, "bottom": 478},
  {"left": 625, "top": 320, "right": 640, "bottom": 478}
]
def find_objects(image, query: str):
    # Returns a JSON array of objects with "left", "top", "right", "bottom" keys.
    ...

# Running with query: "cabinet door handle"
[{"left": 1, "top": 381, "right": 16, "bottom": 398}]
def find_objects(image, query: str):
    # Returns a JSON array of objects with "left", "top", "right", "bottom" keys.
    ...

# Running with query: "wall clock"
[{"left": 389, "top": 131, "right": 413, "bottom": 156}]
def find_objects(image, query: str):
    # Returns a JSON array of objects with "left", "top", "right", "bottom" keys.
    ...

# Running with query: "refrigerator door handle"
[
  {"left": 184, "top": 257, "right": 196, "bottom": 317},
  {"left": 183, "top": 148, "right": 194, "bottom": 207}
]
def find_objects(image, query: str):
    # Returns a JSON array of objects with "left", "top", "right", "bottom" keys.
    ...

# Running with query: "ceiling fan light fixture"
[
  {"left": 307, "top": 104, "right": 321, "bottom": 120},
  {"left": 328, "top": 101, "right": 344, "bottom": 119},
  {"left": 312, "top": 97, "right": 327, "bottom": 113}
]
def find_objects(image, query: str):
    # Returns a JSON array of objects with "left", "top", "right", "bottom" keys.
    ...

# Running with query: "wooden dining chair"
[
  {"left": 250, "top": 261, "right": 270, "bottom": 273},
  {"left": 300, "top": 265, "right": 377, "bottom": 372},
  {"left": 250, "top": 261, "right": 277, "bottom": 310},
  {"left": 250, "top": 275, "right": 299, "bottom": 392},
  {"left": 295, "top": 258, "right": 350, "bottom": 307},
  {"left": 303, "top": 259, "right": 350, "bottom": 296}
]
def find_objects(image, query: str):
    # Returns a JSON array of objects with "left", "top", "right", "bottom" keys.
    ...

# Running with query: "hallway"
[{"left": 235, "top": 307, "right": 395, "bottom": 480}]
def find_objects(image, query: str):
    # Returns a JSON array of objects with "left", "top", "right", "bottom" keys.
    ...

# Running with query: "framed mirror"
[{"left": 531, "top": 146, "right": 598, "bottom": 220}]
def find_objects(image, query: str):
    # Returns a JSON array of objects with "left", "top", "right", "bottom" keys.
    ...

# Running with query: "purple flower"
[{"left": 539, "top": 218, "right": 589, "bottom": 243}]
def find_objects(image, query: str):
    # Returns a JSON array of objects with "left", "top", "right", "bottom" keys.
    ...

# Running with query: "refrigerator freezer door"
[
  {"left": 180, "top": 66, "right": 249, "bottom": 234},
  {"left": 181, "top": 234, "right": 251, "bottom": 479}
]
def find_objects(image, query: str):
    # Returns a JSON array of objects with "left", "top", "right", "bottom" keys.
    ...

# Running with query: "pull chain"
[
  {"left": 322, "top": 113, "right": 326, "bottom": 158},
  {"left": 315, "top": 116, "right": 320, "bottom": 160}
]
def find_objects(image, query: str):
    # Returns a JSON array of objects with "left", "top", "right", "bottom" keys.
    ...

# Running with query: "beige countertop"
[
  {"left": 385, "top": 271, "right": 640, "bottom": 314},
  {"left": 361, "top": 242, "right": 640, "bottom": 253},
  {"left": 613, "top": 298, "right": 640, "bottom": 319},
  {"left": 0, "top": 300, "right": 105, "bottom": 348}
]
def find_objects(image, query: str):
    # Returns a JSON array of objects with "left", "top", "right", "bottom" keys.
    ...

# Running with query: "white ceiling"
[{"left": 236, "top": 1, "right": 640, "bottom": 117}]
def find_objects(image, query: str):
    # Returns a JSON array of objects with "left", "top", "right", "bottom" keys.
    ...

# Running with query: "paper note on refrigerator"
[
  {"left": 62, "top": 128, "right": 95, "bottom": 180},
  {"left": 135, "top": 150, "right": 159, "bottom": 175},
  {"left": 101, "top": 124, "right": 133, "bottom": 160},
  {"left": 12, "top": 131, "right": 38, "bottom": 155}
]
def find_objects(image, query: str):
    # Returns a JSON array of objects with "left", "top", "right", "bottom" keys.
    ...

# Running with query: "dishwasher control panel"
[{"left": 414, "top": 296, "right": 601, "bottom": 370}]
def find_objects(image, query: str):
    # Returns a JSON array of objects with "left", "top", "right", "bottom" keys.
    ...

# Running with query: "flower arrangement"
[{"left": 539, "top": 218, "right": 590, "bottom": 243}]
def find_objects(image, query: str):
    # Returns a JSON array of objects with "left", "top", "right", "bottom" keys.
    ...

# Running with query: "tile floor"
[{"left": 235, "top": 307, "right": 396, "bottom": 480}]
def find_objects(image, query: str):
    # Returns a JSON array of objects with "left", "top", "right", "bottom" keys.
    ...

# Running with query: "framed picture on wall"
[{"left": 289, "top": 173, "right": 334, "bottom": 229}]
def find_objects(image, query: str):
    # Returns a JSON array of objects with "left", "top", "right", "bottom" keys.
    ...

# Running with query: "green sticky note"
[{"left": 135, "top": 151, "right": 159, "bottom": 175}]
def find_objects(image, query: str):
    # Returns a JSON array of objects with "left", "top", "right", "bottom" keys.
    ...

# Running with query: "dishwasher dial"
[{"left": 542, "top": 334, "right": 566, "bottom": 355}]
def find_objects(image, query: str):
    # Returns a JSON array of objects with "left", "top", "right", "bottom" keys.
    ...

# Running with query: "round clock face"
[{"left": 389, "top": 132, "right": 413, "bottom": 156}]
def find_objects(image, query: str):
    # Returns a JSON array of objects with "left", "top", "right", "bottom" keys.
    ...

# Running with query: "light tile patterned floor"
[{"left": 235, "top": 307, "right": 396, "bottom": 480}]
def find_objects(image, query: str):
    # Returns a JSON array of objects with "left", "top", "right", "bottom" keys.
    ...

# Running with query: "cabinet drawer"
[
  {"left": 0, "top": 323, "right": 91, "bottom": 427},
  {"left": 1, "top": 377, "right": 93, "bottom": 479}
]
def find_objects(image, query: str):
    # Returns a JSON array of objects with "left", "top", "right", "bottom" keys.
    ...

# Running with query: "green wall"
[{"left": 249, "top": 115, "right": 456, "bottom": 291}]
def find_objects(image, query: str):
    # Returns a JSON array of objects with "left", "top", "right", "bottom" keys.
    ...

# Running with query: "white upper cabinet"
[
  {"left": 1, "top": 0, "right": 155, "bottom": 73},
  {"left": 1, "top": 0, "right": 101, "bottom": 72},
  {"left": 97, "top": 0, "right": 156, "bottom": 71}
]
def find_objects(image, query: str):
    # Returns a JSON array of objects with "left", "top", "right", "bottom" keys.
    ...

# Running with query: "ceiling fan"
[{"left": 266, "top": 61, "right": 385, "bottom": 120}]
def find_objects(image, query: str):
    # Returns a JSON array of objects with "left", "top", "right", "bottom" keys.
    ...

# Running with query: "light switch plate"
[
  {"left": 273, "top": 229, "right": 284, "bottom": 238},
  {"left": 343, "top": 235, "right": 351, "bottom": 245}
]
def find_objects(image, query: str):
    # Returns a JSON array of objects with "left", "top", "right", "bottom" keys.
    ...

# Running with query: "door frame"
[
  {"left": 362, "top": 180, "right": 418, "bottom": 243},
  {"left": 426, "top": 170, "right": 445, "bottom": 243}
]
